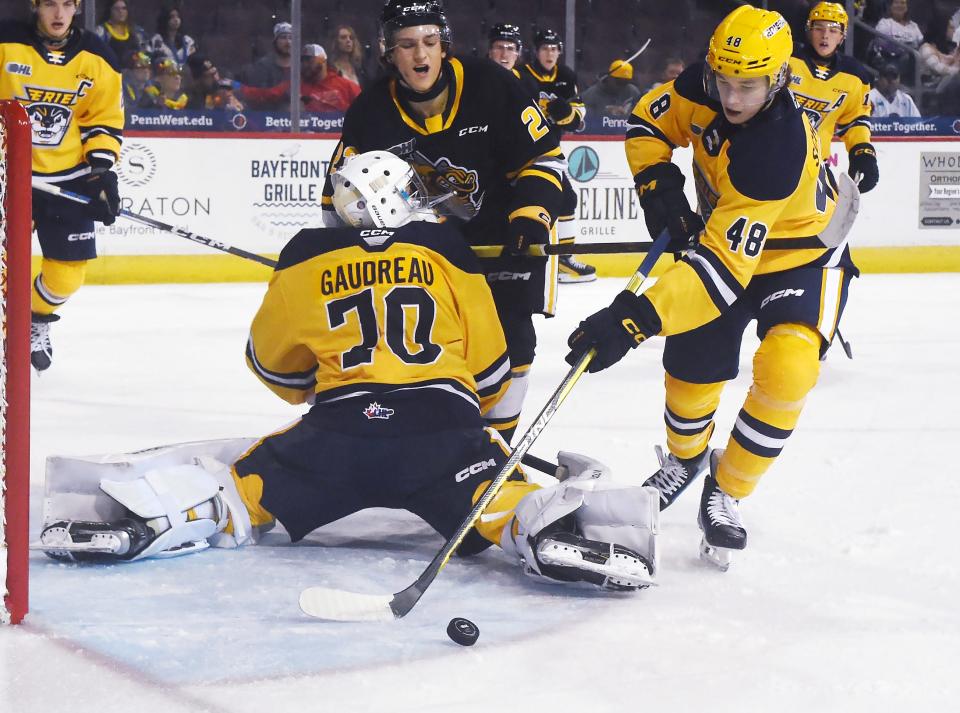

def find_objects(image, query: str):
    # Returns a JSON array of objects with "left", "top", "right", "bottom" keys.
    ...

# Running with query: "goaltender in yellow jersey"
[
  {"left": 0, "top": 0, "right": 123, "bottom": 372},
  {"left": 566, "top": 5, "right": 858, "bottom": 569},
  {"left": 788, "top": 1, "right": 879, "bottom": 193}
]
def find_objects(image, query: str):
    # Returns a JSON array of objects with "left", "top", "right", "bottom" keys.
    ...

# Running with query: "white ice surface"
[{"left": 3, "top": 274, "right": 959, "bottom": 713}]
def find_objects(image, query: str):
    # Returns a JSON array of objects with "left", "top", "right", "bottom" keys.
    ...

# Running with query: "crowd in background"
[{"left": 12, "top": 0, "right": 960, "bottom": 121}]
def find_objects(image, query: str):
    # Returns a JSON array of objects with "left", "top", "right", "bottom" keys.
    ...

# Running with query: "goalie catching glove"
[
  {"left": 500, "top": 451, "right": 660, "bottom": 590},
  {"left": 565, "top": 290, "right": 662, "bottom": 372},
  {"left": 635, "top": 162, "right": 704, "bottom": 252}
]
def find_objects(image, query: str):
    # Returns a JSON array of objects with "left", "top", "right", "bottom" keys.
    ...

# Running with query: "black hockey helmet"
[
  {"left": 533, "top": 28, "right": 563, "bottom": 53},
  {"left": 379, "top": 0, "right": 452, "bottom": 54},
  {"left": 489, "top": 23, "right": 522, "bottom": 52}
]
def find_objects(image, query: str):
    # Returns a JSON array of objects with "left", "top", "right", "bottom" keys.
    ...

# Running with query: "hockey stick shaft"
[
  {"left": 382, "top": 229, "right": 672, "bottom": 619},
  {"left": 32, "top": 180, "right": 279, "bottom": 268},
  {"left": 582, "top": 39, "right": 652, "bottom": 91},
  {"left": 471, "top": 241, "right": 652, "bottom": 258}
]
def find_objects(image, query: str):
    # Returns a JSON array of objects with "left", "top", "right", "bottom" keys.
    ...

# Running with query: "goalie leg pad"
[
  {"left": 99, "top": 463, "right": 228, "bottom": 561},
  {"left": 500, "top": 475, "right": 660, "bottom": 590}
]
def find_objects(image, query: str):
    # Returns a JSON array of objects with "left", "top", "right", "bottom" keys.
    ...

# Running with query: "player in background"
[
  {"left": 321, "top": 0, "right": 566, "bottom": 444},
  {"left": 565, "top": 6, "right": 857, "bottom": 569},
  {"left": 789, "top": 2, "right": 879, "bottom": 193},
  {"left": 0, "top": 0, "right": 123, "bottom": 371},
  {"left": 519, "top": 29, "right": 596, "bottom": 284},
  {"left": 487, "top": 22, "right": 523, "bottom": 76},
  {"left": 37, "top": 151, "right": 660, "bottom": 594}
]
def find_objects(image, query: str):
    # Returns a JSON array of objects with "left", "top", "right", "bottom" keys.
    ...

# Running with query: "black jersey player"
[
  {"left": 517, "top": 28, "right": 595, "bottom": 283},
  {"left": 320, "top": 1, "right": 567, "bottom": 443}
]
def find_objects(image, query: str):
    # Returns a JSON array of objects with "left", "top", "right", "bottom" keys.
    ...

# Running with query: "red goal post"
[{"left": 1, "top": 99, "right": 31, "bottom": 625}]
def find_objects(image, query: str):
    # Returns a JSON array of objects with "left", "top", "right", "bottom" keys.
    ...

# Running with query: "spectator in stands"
[
  {"left": 646, "top": 57, "right": 685, "bottom": 92},
  {"left": 919, "top": 13, "right": 960, "bottom": 106},
  {"left": 869, "top": 63, "right": 920, "bottom": 116},
  {"left": 122, "top": 50, "right": 153, "bottom": 109},
  {"left": 329, "top": 24, "right": 368, "bottom": 88},
  {"left": 95, "top": 0, "right": 145, "bottom": 66},
  {"left": 241, "top": 44, "right": 360, "bottom": 112},
  {"left": 148, "top": 6, "right": 196, "bottom": 65},
  {"left": 875, "top": 0, "right": 923, "bottom": 49},
  {"left": 185, "top": 55, "right": 222, "bottom": 109},
  {"left": 211, "top": 78, "right": 245, "bottom": 113},
  {"left": 141, "top": 58, "right": 188, "bottom": 110},
  {"left": 238, "top": 21, "right": 293, "bottom": 91},
  {"left": 581, "top": 59, "right": 641, "bottom": 117}
]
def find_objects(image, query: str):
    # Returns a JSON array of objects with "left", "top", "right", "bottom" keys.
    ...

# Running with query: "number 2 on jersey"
[
  {"left": 521, "top": 106, "right": 548, "bottom": 141},
  {"left": 327, "top": 286, "right": 442, "bottom": 370}
]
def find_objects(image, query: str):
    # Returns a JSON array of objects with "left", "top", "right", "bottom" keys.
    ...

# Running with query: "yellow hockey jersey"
[
  {"left": 788, "top": 45, "right": 872, "bottom": 153},
  {"left": 625, "top": 62, "right": 841, "bottom": 335},
  {"left": 246, "top": 221, "right": 511, "bottom": 415},
  {"left": 0, "top": 20, "right": 123, "bottom": 181}
]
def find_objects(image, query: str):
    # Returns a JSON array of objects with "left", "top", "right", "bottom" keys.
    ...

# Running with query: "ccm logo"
[
  {"left": 459, "top": 125, "right": 489, "bottom": 136},
  {"left": 360, "top": 229, "right": 394, "bottom": 237},
  {"left": 761, "top": 288, "right": 804, "bottom": 309},
  {"left": 487, "top": 271, "right": 531, "bottom": 282},
  {"left": 455, "top": 458, "right": 497, "bottom": 482}
]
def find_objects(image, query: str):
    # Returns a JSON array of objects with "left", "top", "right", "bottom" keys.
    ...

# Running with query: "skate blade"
[
  {"left": 538, "top": 539, "right": 656, "bottom": 588},
  {"left": 698, "top": 537, "right": 733, "bottom": 572},
  {"left": 34, "top": 528, "right": 126, "bottom": 555}
]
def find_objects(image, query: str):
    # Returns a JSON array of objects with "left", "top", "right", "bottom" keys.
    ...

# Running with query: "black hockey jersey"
[
  {"left": 322, "top": 56, "right": 564, "bottom": 244},
  {"left": 321, "top": 56, "right": 566, "bottom": 314},
  {"left": 246, "top": 221, "right": 511, "bottom": 415},
  {"left": 518, "top": 60, "right": 586, "bottom": 136}
]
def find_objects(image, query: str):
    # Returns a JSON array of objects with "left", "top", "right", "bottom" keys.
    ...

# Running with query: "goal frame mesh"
[{"left": 1, "top": 99, "right": 32, "bottom": 625}]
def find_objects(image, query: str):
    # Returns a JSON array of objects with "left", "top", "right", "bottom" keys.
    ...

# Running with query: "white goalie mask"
[{"left": 331, "top": 150, "right": 438, "bottom": 228}]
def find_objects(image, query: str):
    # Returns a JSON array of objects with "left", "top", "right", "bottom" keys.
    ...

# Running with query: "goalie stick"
[{"left": 297, "top": 229, "right": 673, "bottom": 622}]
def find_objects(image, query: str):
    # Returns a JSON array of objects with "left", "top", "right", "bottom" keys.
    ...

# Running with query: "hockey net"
[{"left": 1, "top": 99, "right": 31, "bottom": 625}]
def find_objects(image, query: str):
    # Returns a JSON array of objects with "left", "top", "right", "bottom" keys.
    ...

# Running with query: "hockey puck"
[{"left": 446, "top": 617, "right": 479, "bottom": 646}]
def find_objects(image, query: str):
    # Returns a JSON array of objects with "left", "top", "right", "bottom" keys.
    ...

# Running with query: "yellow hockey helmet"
[
  {"left": 807, "top": 2, "right": 848, "bottom": 34},
  {"left": 704, "top": 5, "right": 792, "bottom": 103}
]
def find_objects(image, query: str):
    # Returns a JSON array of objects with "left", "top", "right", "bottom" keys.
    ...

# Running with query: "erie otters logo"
[{"left": 19, "top": 80, "right": 93, "bottom": 147}]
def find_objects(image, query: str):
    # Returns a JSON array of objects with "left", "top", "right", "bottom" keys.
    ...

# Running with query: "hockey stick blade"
[
  {"left": 297, "top": 230, "right": 672, "bottom": 622},
  {"left": 298, "top": 586, "right": 396, "bottom": 622},
  {"left": 819, "top": 172, "right": 860, "bottom": 249}
]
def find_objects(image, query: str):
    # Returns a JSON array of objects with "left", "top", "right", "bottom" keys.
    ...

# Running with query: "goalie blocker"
[{"left": 35, "top": 440, "right": 660, "bottom": 592}]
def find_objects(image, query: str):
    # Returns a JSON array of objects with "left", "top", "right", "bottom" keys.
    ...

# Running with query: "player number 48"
[{"left": 725, "top": 217, "right": 767, "bottom": 257}]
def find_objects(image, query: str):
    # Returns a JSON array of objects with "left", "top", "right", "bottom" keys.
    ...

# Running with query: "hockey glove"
[
  {"left": 565, "top": 290, "right": 662, "bottom": 373},
  {"left": 635, "top": 162, "right": 704, "bottom": 253},
  {"left": 546, "top": 97, "right": 573, "bottom": 124},
  {"left": 504, "top": 215, "right": 549, "bottom": 257},
  {"left": 848, "top": 143, "right": 879, "bottom": 193},
  {"left": 78, "top": 165, "right": 121, "bottom": 226}
]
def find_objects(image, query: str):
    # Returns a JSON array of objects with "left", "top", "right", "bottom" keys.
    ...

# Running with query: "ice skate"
[
  {"left": 30, "top": 312, "right": 59, "bottom": 372},
  {"left": 697, "top": 449, "right": 746, "bottom": 571},
  {"left": 534, "top": 528, "right": 655, "bottom": 591},
  {"left": 643, "top": 445, "right": 709, "bottom": 510},
  {"left": 558, "top": 254, "right": 597, "bottom": 283},
  {"left": 37, "top": 518, "right": 153, "bottom": 563}
]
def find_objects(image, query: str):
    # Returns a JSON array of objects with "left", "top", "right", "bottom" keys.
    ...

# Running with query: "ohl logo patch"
[
  {"left": 363, "top": 402, "right": 395, "bottom": 420},
  {"left": 568, "top": 145, "right": 599, "bottom": 183}
]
